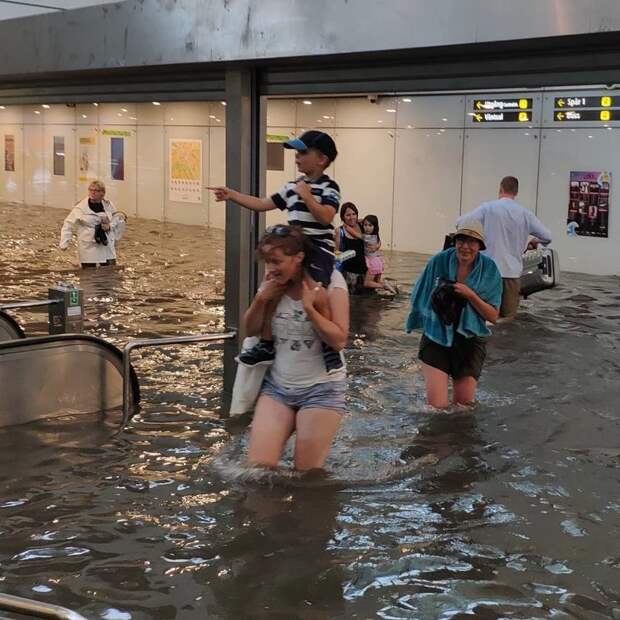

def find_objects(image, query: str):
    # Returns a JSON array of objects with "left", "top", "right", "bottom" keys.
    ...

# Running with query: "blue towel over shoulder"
[{"left": 405, "top": 248, "right": 502, "bottom": 346}]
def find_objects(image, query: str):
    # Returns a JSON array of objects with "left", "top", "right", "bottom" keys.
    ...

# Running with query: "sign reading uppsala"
[{"left": 567, "top": 171, "right": 611, "bottom": 238}]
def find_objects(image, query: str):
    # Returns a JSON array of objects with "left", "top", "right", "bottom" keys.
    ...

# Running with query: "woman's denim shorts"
[{"left": 260, "top": 373, "right": 347, "bottom": 414}]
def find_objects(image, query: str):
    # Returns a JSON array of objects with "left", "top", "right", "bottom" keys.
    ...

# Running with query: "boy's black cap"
[{"left": 283, "top": 130, "right": 338, "bottom": 162}]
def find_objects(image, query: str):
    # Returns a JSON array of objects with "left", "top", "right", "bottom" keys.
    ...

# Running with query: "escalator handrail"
[
  {"left": 0, "top": 592, "right": 88, "bottom": 620},
  {"left": 0, "top": 309, "right": 25, "bottom": 339},
  {"left": 121, "top": 331, "right": 237, "bottom": 428}
]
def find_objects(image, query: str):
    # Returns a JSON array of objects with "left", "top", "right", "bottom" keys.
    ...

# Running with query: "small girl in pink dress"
[{"left": 362, "top": 214, "right": 397, "bottom": 293}]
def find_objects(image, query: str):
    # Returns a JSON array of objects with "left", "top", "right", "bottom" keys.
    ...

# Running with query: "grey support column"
[{"left": 223, "top": 68, "right": 266, "bottom": 400}]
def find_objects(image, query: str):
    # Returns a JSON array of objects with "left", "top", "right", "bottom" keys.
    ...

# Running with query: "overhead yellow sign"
[
  {"left": 554, "top": 95, "right": 617, "bottom": 109},
  {"left": 472, "top": 111, "right": 531, "bottom": 123},
  {"left": 473, "top": 98, "right": 532, "bottom": 111}
]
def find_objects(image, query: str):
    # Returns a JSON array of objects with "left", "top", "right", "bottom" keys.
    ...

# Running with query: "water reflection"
[
  {"left": 1, "top": 203, "right": 620, "bottom": 619},
  {"left": 209, "top": 488, "right": 345, "bottom": 618}
]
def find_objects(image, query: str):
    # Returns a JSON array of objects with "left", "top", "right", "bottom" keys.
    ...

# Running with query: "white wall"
[
  {"left": 3, "top": 91, "right": 620, "bottom": 275},
  {"left": 0, "top": 101, "right": 226, "bottom": 227}
]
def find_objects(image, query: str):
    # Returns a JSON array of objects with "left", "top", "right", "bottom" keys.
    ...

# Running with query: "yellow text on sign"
[
  {"left": 518, "top": 112, "right": 529, "bottom": 122},
  {"left": 518, "top": 99, "right": 529, "bottom": 109},
  {"left": 600, "top": 110, "right": 611, "bottom": 121},
  {"left": 601, "top": 96, "right": 612, "bottom": 107}
]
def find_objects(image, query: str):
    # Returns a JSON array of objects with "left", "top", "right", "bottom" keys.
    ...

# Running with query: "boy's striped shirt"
[{"left": 270, "top": 175, "right": 340, "bottom": 256}]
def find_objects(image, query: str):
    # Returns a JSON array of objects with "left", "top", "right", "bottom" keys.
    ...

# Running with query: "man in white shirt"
[{"left": 456, "top": 176, "right": 552, "bottom": 320}]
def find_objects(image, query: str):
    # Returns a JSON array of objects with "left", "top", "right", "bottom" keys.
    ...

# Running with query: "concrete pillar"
[{"left": 223, "top": 68, "right": 266, "bottom": 399}]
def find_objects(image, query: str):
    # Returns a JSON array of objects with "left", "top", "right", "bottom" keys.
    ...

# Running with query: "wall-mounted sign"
[
  {"left": 266, "top": 133, "right": 290, "bottom": 143},
  {"left": 567, "top": 171, "right": 610, "bottom": 238},
  {"left": 555, "top": 110, "right": 620, "bottom": 122},
  {"left": 473, "top": 98, "right": 532, "bottom": 111},
  {"left": 554, "top": 96, "right": 616, "bottom": 109},
  {"left": 471, "top": 111, "right": 531, "bottom": 123},
  {"left": 102, "top": 129, "right": 132, "bottom": 137}
]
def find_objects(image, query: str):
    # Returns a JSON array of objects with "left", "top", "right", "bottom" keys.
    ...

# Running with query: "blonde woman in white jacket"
[{"left": 60, "top": 180, "right": 127, "bottom": 268}]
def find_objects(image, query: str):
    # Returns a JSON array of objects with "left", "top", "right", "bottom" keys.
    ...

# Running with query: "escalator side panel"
[{"left": 0, "top": 335, "right": 140, "bottom": 428}]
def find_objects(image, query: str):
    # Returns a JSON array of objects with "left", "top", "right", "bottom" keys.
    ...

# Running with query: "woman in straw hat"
[{"left": 406, "top": 219, "right": 502, "bottom": 408}]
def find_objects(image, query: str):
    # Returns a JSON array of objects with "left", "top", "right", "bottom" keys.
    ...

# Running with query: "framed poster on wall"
[
  {"left": 169, "top": 138, "right": 202, "bottom": 203},
  {"left": 79, "top": 136, "right": 97, "bottom": 181},
  {"left": 267, "top": 133, "right": 288, "bottom": 171},
  {"left": 110, "top": 137, "right": 125, "bottom": 181},
  {"left": 4, "top": 135, "right": 15, "bottom": 172},
  {"left": 567, "top": 171, "right": 610, "bottom": 238},
  {"left": 53, "top": 136, "right": 65, "bottom": 176}
]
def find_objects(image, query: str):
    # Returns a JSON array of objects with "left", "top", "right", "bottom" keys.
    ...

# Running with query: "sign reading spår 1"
[{"left": 554, "top": 96, "right": 616, "bottom": 109}]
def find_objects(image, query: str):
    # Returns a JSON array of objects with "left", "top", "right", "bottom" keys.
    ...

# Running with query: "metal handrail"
[
  {"left": 0, "top": 299, "right": 61, "bottom": 310},
  {"left": 0, "top": 592, "right": 87, "bottom": 619},
  {"left": 121, "top": 331, "right": 236, "bottom": 427}
]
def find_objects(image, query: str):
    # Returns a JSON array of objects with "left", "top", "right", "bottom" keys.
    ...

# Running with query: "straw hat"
[{"left": 455, "top": 219, "right": 486, "bottom": 250}]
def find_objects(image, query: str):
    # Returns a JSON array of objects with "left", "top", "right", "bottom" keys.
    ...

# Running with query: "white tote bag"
[{"left": 229, "top": 337, "right": 268, "bottom": 415}]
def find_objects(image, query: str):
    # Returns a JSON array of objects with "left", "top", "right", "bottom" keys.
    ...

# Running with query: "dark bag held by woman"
[{"left": 431, "top": 278, "right": 465, "bottom": 325}]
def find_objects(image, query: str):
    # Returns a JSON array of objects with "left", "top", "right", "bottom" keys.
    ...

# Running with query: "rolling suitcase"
[{"left": 520, "top": 247, "right": 560, "bottom": 298}]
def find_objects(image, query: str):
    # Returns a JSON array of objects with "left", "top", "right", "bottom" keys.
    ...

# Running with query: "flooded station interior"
[{"left": 1, "top": 2, "right": 620, "bottom": 619}]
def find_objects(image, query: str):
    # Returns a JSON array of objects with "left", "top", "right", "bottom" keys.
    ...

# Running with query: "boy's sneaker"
[
  {"left": 236, "top": 340, "right": 275, "bottom": 367},
  {"left": 323, "top": 343, "right": 344, "bottom": 374}
]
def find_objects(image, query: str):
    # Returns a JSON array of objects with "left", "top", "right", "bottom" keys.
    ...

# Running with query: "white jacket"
[{"left": 59, "top": 197, "right": 126, "bottom": 264}]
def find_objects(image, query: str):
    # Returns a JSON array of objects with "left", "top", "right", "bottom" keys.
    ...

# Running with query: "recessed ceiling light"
[
  {"left": 34, "top": 110, "right": 41, "bottom": 114},
  {"left": 386, "top": 108, "right": 396, "bottom": 113},
  {"left": 302, "top": 100, "right": 312, "bottom": 105},
  {"left": 152, "top": 101, "right": 161, "bottom": 106},
  {"left": 0, "top": 106, "right": 5, "bottom": 110},
  {"left": 221, "top": 101, "right": 227, "bottom": 106},
  {"left": 41, "top": 104, "right": 50, "bottom": 109},
  {"left": 442, "top": 118, "right": 448, "bottom": 122},
  {"left": 93, "top": 103, "right": 98, "bottom": 107},
  {"left": 402, "top": 98, "right": 412, "bottom": 103},
  {"left": 209, "top": 115, "right": 216, "bottom": 119},
  {"left": 81, "top": 114, "right": 87, "bottom": 118},
  {"left": 121, "top": 108, "right": 128, "bottom": 112}
]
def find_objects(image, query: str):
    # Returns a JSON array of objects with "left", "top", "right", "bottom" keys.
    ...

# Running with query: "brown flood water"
[{"left": 1, "top": 202, "right": 619, "bottom": 619}]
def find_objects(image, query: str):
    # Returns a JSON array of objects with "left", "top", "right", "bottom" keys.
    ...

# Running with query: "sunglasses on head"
[{"left": 265, "top": 225, "right": 295, "bottom": 237}]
